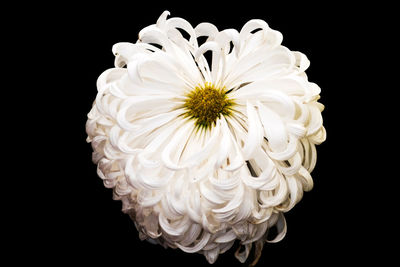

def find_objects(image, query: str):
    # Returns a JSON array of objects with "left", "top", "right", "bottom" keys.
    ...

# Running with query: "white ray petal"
[
  {"left": 257, "top": 101, "right": 288, "bottom": 152},
  {"left": 176, "top": 231, "right": 211, "bottom": 253},
  {"left": 161, "top": 120, "right": 194, "bottom": 170},
  {"left": 156, "top": 10, "right": 170, "bottom": 28},
  {"left": 242, "top": 102, "right": 263, "bottom": 159},
  {"left": 195, "top": 22, "right": 219, "bottom": 39}
]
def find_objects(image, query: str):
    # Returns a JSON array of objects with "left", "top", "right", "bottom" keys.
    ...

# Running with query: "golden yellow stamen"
[{"left": 181, "top": 82, "right": 235, "bottom": 129}]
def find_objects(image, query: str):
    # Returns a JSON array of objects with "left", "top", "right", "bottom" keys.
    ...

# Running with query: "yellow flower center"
[{"left": 182, "top": 83, "right": 235, "bottom": 129}]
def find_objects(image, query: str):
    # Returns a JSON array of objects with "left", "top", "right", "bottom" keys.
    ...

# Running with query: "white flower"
[{"left": 86, "top": 11, "right": 326, "bottom": 265}]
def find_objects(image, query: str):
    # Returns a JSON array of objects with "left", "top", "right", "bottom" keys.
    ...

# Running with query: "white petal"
[
  {"left": 204, "top": 247, "right": 220, "bottom": 264},
  {"left": 200, "top": 181, "right": 226, "bottom": 205},
  {"left": 112, "top": 42, "right": 138, "bottom": 67},
  {"left": 139, "top": 27, "right": 173, "bottom": 52},
  {"left": 242, "top": 159, "right": 276, "bottom": 189},
  {"left": 185, "top": 186, "right": 202, "bottom": 223},
  {"left": 214, "top": 229, "right": 237, "bottom": 243},
  {"left": 259, "top": 175, "right": 288, "bottom": 208},
  {"left": 306, "top": 104, "right": 324, "bottom": 136},
  {"left": 159, "top": 213, "right": 189, "bottom": 236},
  {"left": 127, "top": 56, "right": 145, "bottom": 83},
  {"left": 267, "top": 213, "right": 287, "bottom": 243},
  {"left": 221, "top": 117, "right": 246, "bottom": 172},
  {"left": 212, "top": 182, "right": 244, "bottom": 213},
  {"left": 137, "top": 190, "right": 163, "bottom": 207},
  {"left": 234, "top": 243, "right": 252, "bottom": 263},
  {"left": 242, "top": 102, "right": 263, "bottom": 159},
  {"left": 257, "top": 101, "right": 288, "bottom": 152},
  {"left": 166, "top": 17, "right": 197, "bottom": 45},
  {"left": 195, "top": 41, "right": 222, "bottom": 83},
  {"left": 214, "top": 117, "right": 232, "bottom": 168},
  {"left": 235, "top": 89, "right": 296, "bottom": 120},
  {"left": 209, "top": 173, "right": 240, "bottom": 191},
  {"left": 239, "top": 19, "right": 269, "bottom": 42},
  {"left": 267, "top": 134, "right": 298, "bottom": 161},
  {"left": 214, "top": 29, "right": 240, "bottom": 56},
  {"left": 161, "top": 120, "right": 194, "bottom": 170},
  {"left": 135, "top": 53, "right": 186, "bottom": 87},
  {"left": 293, "top": 51, "right": 310, "bottom": 72},
  {"left": 283, "top": 175, "right": 301, "bottom": 211},
  {"left": 287, "top": 123, "right": 307, "bottom": 138},
  {"left": 225, "top": 46, "right": 294, "bottom": 88},
  {"left": 156, "top": 10, "right": 170, "bottom": 28},
  {"left": 278, "top": 152, "right": 302, "bottom": 176},
  {"left": 180, "top": 223, "right": 202, "bottom": 246},
  {"left": 195, "top": 23, "right": 219, "bottom": 39},
  {"left": 176, "top": 231, "right": 211, "bottom": 253},
  {"left": 185, "top": 120, "right": 221, "bottom": 167},
  {"left": 116, "top": 96, "right": 175, "bottom": 131},
  {"left": 298, "top": 166, "right": 314, "bottom": 191},
  {"left": 135, "top": 170, "right": 170, "bottom": 190},
  {"left": 242, "top": 222, "right": 268, "bottom": 244}
]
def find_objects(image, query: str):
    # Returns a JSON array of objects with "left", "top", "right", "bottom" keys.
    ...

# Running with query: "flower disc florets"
[{"left": 182, "top": 82, "right": 235, "bottom": 130}]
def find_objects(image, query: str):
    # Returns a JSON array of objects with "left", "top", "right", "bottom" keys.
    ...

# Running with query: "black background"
[{"left": 19, "top": 1, "right": 388, "bottom": 266}]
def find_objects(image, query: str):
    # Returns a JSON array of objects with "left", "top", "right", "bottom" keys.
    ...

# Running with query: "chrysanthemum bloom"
[{"left": 86, "top": 11, "right": 326, "bottom": 265}]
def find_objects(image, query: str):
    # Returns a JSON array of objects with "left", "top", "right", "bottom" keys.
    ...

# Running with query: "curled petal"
[
  {"left": 212, "top": 182, "right": 244, "bottom": 213},
  {"left": 156, "top": 10, "right": 170, "bottom": 28},
  {"left": 293, "top": 51, "right": 310, "bottom": 73},
  {"left": 242, "top": 102, "right": 263, "bottom": 159},
  {"left": 195, "top": 22, "right": 219, "bottom": 39},
  {"left": 176, "top": 231, "right": 211, "bottom": 253},
  {"left": 239, "top": 19, "right": 269, "bottom": 42},
  {"left": 266, "top": 213, "right": 287, "bottom": 243},
  {"left": 235, "top": 243, "right": 252, "bottom": 263},
  {"left": 257, "top": 101, "right": 288, "bottom": 152}
]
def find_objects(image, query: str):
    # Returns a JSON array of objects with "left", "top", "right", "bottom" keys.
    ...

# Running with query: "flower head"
[{"left": 86, "top": 11, "right": 326, "bottom": 265}]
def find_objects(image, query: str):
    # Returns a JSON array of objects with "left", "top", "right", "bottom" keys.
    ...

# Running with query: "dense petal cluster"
[{"left": 86, "top": 11, "right": 325, "bottom": 265}]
